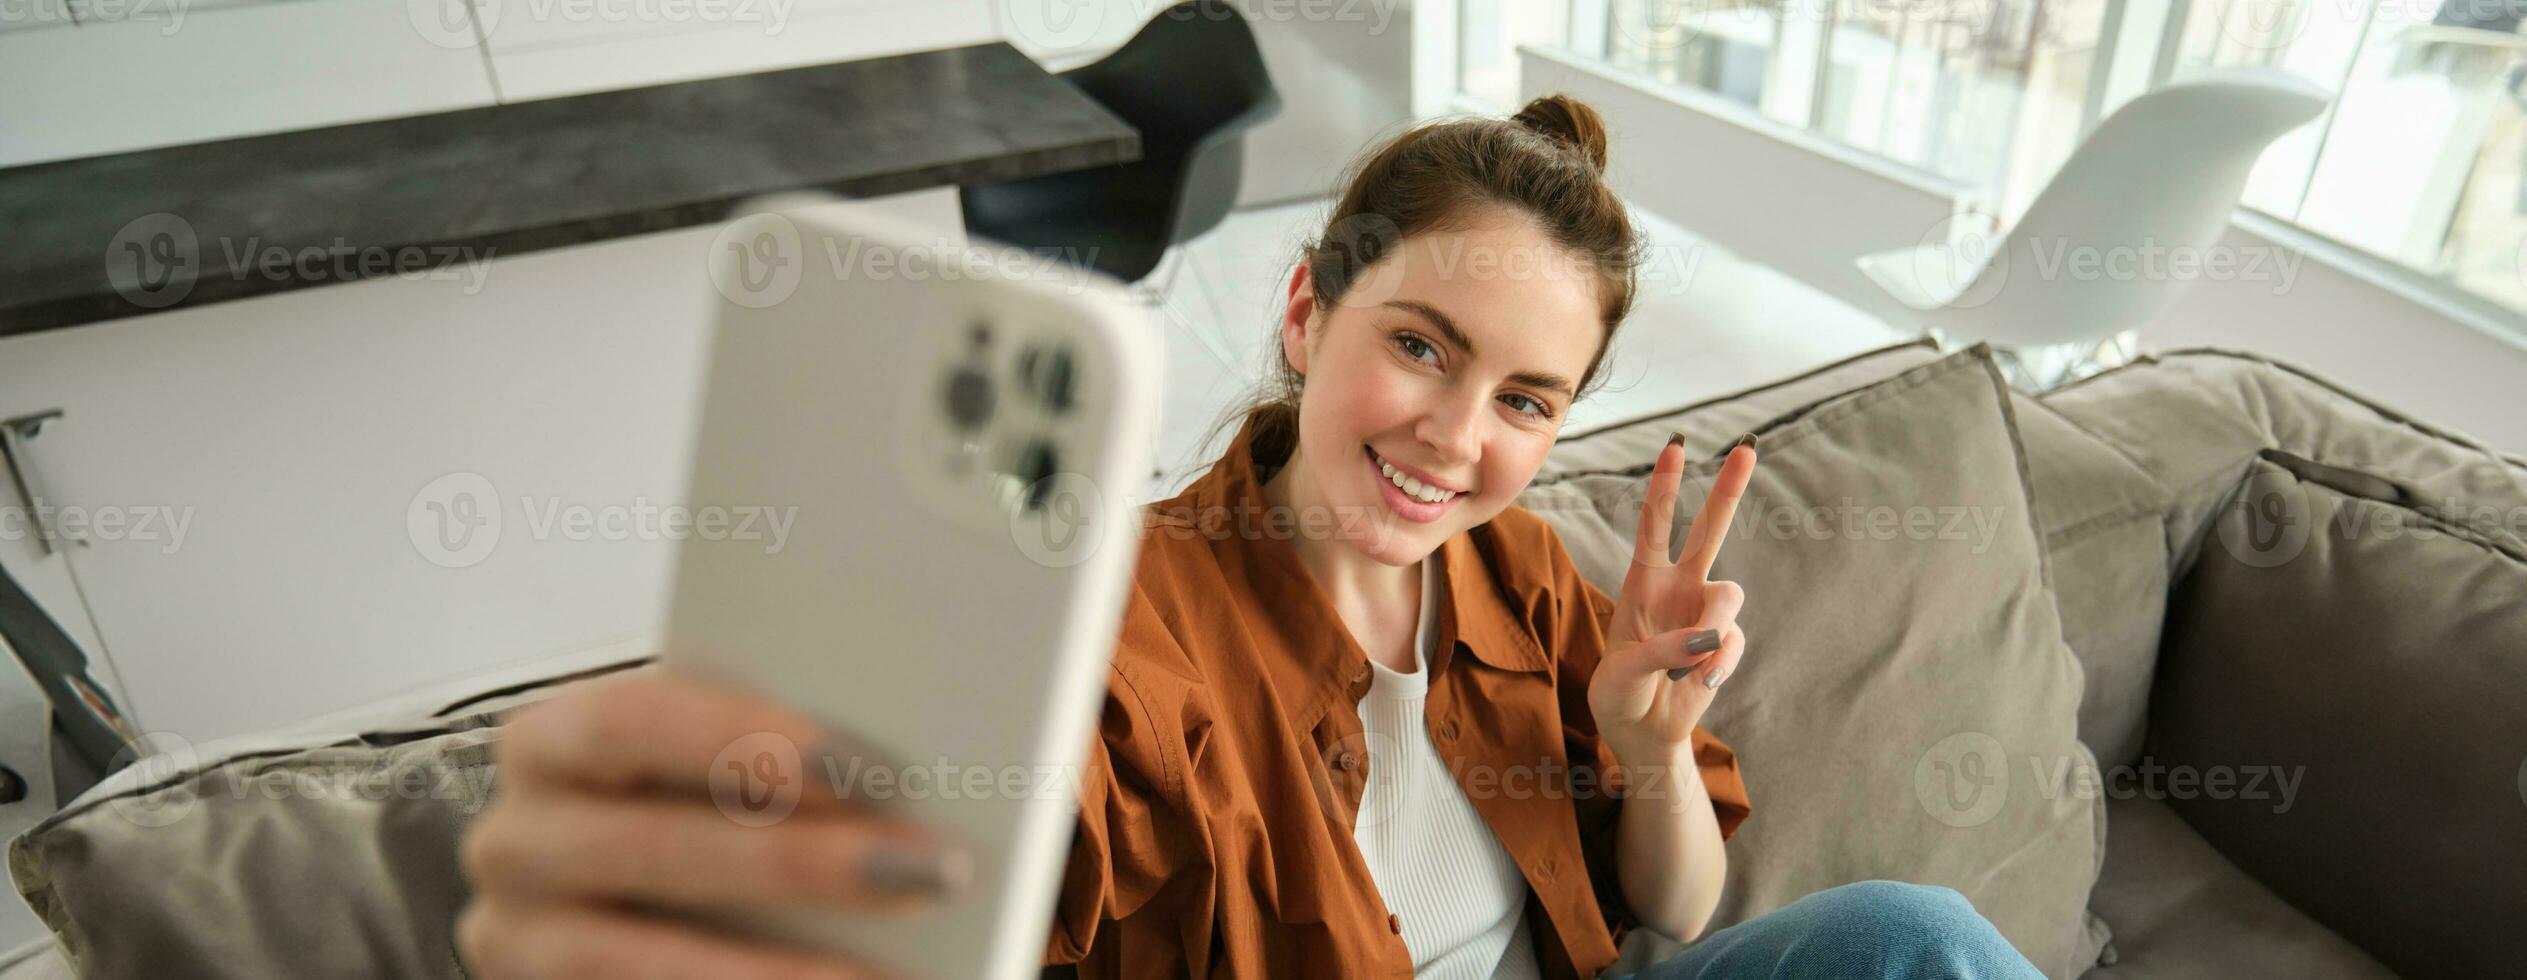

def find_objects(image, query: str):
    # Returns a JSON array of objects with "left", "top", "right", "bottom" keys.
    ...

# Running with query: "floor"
[{"left": 1138, "top": 197, "right": 1910, "bottom": 498}]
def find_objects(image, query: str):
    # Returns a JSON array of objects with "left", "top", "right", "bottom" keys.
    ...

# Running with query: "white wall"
[
  {"left": 0, "top": 190, "right": 960, "bottom": 745},
  {"left": 1519, "top": 46, "right": 2527, "bottom": 456}
]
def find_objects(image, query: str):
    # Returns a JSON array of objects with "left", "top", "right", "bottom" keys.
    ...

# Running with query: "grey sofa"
[{"left": 6, "top": 339, "right": 2518, "bottom": 979}]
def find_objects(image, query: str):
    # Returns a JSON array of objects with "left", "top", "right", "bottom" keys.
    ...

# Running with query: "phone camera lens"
[
  {"left": 1014, "top": 438, "right": 1060, "bottom": 510},
  {"left": 943, "top": 366, "right": 994, "bottom": 431},
  {"left": 1017, "top": 344, "right": 1076, "bottom": 415}
]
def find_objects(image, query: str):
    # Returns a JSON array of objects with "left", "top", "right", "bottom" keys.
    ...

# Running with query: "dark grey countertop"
[{"left": 0, "top": 42, "right": 1138, "bottom": 335}]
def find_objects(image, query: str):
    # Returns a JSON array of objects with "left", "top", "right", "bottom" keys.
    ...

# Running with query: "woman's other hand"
[
  {"left": 457, "top": 671, "right": 968, "bottom": 979},
  {"left": 1588, "top": 433, "right": 1757, "bottom": 764}
]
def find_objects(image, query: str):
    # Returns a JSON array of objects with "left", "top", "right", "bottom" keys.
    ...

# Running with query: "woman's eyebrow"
[
  {"left": 1383, "top": 299, "right": 1578, "bottom": 398},
  {"left": 1385, "top": 299, "right": 1479, "bottom": 355}
]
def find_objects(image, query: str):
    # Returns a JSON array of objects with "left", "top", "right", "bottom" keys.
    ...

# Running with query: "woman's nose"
[{"left": 1415, "top": 398, "right": 1483, "bottom": 467}]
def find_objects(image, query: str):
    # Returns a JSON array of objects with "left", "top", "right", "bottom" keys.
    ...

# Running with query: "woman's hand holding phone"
[
  {"left": 1587, "top": 432, "right": 1758, "bottom": 767},
  {"left": 456, "top": 671, "right": 971, "bottom": 979}
]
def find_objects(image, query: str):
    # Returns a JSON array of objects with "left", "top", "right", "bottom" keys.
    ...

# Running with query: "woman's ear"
[{"left": 1279, "top": 260, "right": 1316, "bottom": 379}]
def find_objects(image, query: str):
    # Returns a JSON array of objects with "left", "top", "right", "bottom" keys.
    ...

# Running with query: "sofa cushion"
[
  {"left": 8, "top": 723, "right": 498, "bottom": 979},
  {"left": 1539, "top": 337, "right": 1945, "bottom": 479},
  {"left": 1519, "top": 345, "right": 2107, "bottom": 979},
  {"left": 2145, "top": 449, "right": 2527, "bottom": 979},
  {"left": 5, "top": 655, "right": 651, "bottom": 979},
  {"left": 2081, "top": 794, "right": 2396, "bottom": 980},
  {"left": 2006, "top": 394, "right": 2171, "bottom": 770},
  {"left": 2039, "top": 348, "right": 2527, "bottom": 576}
]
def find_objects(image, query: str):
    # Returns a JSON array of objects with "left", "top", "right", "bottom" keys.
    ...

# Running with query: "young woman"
[{"left": 456, "top": 95, "right": 2045, "bottom": 980}]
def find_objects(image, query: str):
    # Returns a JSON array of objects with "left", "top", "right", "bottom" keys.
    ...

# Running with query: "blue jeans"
[{"left": 1606, "top": 881, "right": 2047, "bottom": 980}]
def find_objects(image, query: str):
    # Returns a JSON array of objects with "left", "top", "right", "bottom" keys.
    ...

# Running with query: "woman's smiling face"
[{"left": 1274, "top": 207, "right": 1608, "bottom": 565}]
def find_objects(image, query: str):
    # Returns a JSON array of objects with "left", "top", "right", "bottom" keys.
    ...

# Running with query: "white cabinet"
[
  {"left": 0, "top": 188, "right": 962, "bottom": 745},
  {"left": 0, "top": 0, "right": 498, "bottom": 166},
  {"left": 485, "top": 0, "right": 998, "bottom": 101}
]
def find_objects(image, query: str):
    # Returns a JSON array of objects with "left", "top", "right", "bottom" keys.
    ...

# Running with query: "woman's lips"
[{"left": 1364, "top": 445, "right": 1461, "bottom": 524}]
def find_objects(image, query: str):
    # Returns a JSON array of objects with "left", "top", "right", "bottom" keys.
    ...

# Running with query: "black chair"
[{"left": 962, "top": 0, "right": 1282, "bottom": 295}]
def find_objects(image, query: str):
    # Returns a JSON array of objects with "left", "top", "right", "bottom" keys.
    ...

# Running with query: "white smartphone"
[{"left": 662, "top": 200, "right": 1160, "bottom": 980}]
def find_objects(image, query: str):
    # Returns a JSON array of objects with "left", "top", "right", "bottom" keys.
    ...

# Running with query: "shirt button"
[
  {"left": 1388, "top": 913, "right": 1402, "bottom": 934},
  {"left": 1438, "top": 721, "right": 1458, "bottom": 741},
  {"left": 1339, "top": 751, "right": 1360, "bottom": 771},
  {"left": 1539, "top": 857, "right": 1558, "bottom": 878}
]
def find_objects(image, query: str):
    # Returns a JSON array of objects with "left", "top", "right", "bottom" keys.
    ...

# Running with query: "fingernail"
[
  {"left": 1667, "top": 431, "right": 1686, "bottom": 450},
  {"left": 1664, "top": 630, "right": 1723, "bottom": 680},
  {"left": 862, "top": 843, "right": 971, "bottom": 898},
  {"left": 1703, "top": 667, "right": 1727, "bottom": 690},
  {"left": 1734, "top": 433, "right": 1757, "bottom": 452}
]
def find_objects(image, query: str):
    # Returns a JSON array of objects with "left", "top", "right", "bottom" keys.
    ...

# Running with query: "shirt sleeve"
[
  {"left": 1553, "top": 550, "right": 1754, "bottom": 946},
  {"left": 1042, "top": 586, "right": 1197, "bottom": 969}
]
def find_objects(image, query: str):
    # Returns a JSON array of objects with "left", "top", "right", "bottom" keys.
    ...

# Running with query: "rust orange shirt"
[{"left": 1044, "top": 414, "right": 1752, "bottom": 979}]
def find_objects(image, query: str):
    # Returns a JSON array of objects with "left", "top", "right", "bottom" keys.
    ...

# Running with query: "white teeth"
[{"left": 1374, "top": 451, "right": 1455, "bottom": 504}]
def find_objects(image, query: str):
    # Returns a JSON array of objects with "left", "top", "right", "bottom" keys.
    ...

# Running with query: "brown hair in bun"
[{"left": 1509, "top": 92, "right": 1611, "bottom": 173}]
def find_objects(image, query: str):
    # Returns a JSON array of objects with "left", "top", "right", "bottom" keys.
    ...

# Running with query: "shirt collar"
[{"left": 1179, "top": 411, "right": 1553, "bottom": 729}]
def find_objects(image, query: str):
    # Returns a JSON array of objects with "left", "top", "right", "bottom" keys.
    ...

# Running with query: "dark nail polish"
[
  {"left": 862, "top": 845, "right": 969, "bottom": 898},
  {"left": 1666, "top": 431, "right": 1685, "bottom": 449},
  {"left": 1734, "top": 433, "right": 1757, "bottom": 452},
  {"left": 1664, "top": 630, "right": 1723, "bottom": 680}
]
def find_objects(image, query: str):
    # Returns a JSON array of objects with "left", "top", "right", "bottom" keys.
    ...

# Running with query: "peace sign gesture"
[{"left": 1586, "top": 432, "right": 1757, "bottom": 765}]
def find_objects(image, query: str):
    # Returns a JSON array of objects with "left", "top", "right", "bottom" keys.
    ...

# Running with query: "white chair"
[{"left": 1855, "top": 71, "right": 2330, "bottom": 391}]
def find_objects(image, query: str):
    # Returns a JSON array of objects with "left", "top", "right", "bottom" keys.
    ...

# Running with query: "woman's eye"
[
  {"left": 1394, "top": 334, "right": 1438, "bottom": 365},
  {"left": 1501, "top": 393, "right": 1551, "bottom": 419}
]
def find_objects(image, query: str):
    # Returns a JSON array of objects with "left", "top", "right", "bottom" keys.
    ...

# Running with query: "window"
[
  {"left": 1604, "top": 0, "right": 1787, "bottom": 109},
  {"left": 1452, "top": 0, "right": 2527, "bottom": 320}
]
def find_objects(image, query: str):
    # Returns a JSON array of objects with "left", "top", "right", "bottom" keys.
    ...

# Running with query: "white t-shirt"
[{"left": 1352, "top": 557, "right": 1542, "bottom": 980}]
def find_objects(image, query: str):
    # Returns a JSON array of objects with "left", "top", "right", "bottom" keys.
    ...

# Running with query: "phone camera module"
[
  {"left": 1017, "top": 343, "right": 1076, "bottom": 415},
  {"left": 1014, "top": 438, "right": 1060, "bottom": 511},
  {"left": 944, "top": 366, "right": 994, "bottom": 432}
]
